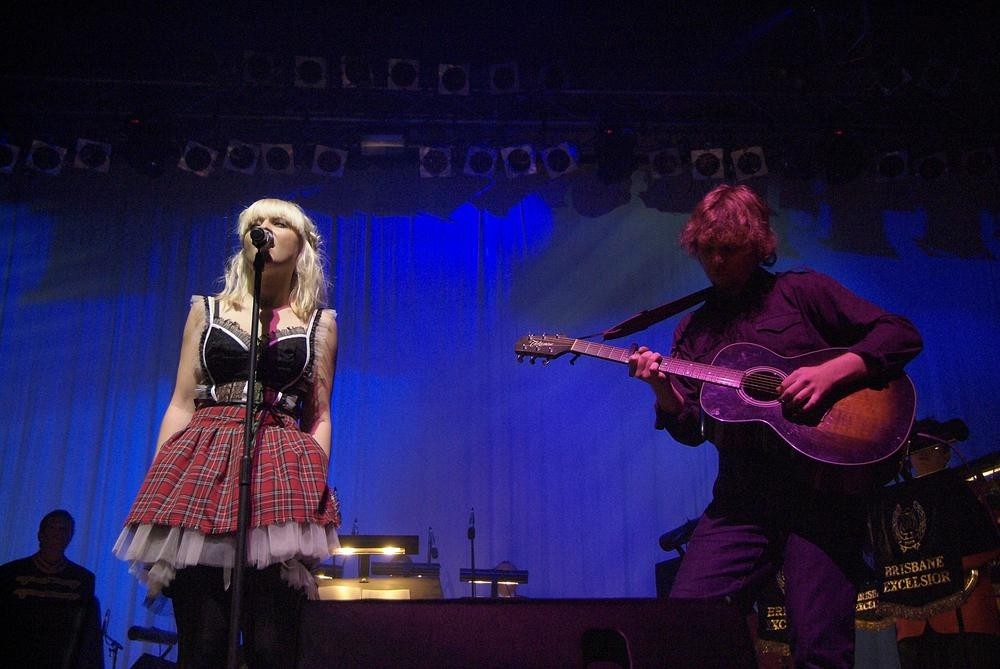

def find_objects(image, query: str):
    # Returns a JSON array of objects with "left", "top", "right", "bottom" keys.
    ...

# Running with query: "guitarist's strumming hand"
[
  {"left": 629, "top": 345, "right": 684, "bottom": 415},
  {"left": 776, "top": 351, "right": 868, "bottom": 413}
]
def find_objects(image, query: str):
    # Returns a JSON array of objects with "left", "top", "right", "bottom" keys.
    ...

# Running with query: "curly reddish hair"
[{"left": 680, "top": 184, "right": 777, "bottom": 265}]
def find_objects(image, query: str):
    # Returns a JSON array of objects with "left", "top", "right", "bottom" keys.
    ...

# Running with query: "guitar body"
[{"left": 700, "top": 343, "right": 916, "bottom": 466}]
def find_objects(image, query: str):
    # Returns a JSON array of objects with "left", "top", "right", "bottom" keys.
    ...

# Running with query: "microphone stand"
[
  {"left": 468, "top": 509, "right": 476, "bottom": 598},
  {"left": 227, "top": 247, "right": 267, "bottom": 669}
]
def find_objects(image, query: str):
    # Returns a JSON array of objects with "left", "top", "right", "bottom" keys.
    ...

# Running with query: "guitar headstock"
[{"left": 514, "top": 334, "right": 577, "bottom": 364}]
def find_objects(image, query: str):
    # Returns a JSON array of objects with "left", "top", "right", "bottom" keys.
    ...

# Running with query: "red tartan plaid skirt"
[{"left": 124, "top": 404, "right": 339, "bottom": 533}]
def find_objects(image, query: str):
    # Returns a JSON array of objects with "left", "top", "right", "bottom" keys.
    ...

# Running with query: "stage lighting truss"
[
  {"left": 542, "top": 142, "right": 578, "bottom": 178},
  {"left": 732, "top": 146, "right": 768, "bottom": 180},
  {"left": 26, "top": 140, "right": 67, "bottom": 176},
  {"left": 501, "top": 145, "right": 537, "bottom": 178},
  {"left": 489, "top": 62, "right": 519, "bottom": 94},
  {"left": 312, "top": 145, "right": 348, "bottom": 177},
  {"left": 341, "top": 55, "right": 373, "bottom": 88},
  {"left": 438, "top": 64, "right": 470, "bottom": 95},
  {"left": 178, "top": 141, "right": 217, "bottom": 177},
  {"left": 388, "top": 59, "right": 420, "bottom": 90},
  {"left": 294, "top": 56, "right": 328, "bottom": 89},
  {"left": 648, "top": 148, "right": 683, "bottom": 178},
  {"left": 224, "top": 140, "right": 259, "bottom": 174},
  {"left": 690, "top": 148, "right": 724, "bottom": 179},
  {"left": 875, "top": 150, "right": 908, "bottom": 182},
  {"left": 73, "top": 139, "right": 112, "bottom": 172},
  {"left": 0, "top": 142, "right": 20, "bottom": 173},
  {"left": 464, "top": 146, "right": 497, "bottom": 177},
  {"left": 914, "top": 152, "right": 948, "bottom": 180},
  {"left": 243, "top": 51, "right": 278, "bottom": 86},
  {"left": 419, "top": 146, "right": 452, "bottom": 178},
  {"left": 261, "top": 143, "right": 295, "bottom": 174},
  {"left": 962, "top": 149, "right": 995, "bottom": 177}
]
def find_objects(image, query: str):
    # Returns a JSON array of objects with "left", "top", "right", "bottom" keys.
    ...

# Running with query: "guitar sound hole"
[{"left": 742, "top": 370, "right": 782, "bottom": 402}]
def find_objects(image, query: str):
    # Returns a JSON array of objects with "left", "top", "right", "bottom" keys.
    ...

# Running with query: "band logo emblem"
[{"left": 891, "top": 500, "right": 927, "bottom": 553}]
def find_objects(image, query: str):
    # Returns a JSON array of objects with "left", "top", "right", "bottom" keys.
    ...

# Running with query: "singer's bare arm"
[{"left": 155, "top": 301, "right": 202, "bottom": 454}]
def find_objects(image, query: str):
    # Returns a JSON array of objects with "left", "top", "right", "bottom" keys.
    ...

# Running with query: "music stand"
[
  {"left": 334, "top": 535, "right": 419, "bottom": 582},
  {"left": 459, "top": 568, "right": 529, "bottom": 598}
]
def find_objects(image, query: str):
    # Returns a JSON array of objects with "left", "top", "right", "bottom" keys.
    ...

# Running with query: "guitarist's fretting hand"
[
  {"left": 629, "top": 345, "right": 684, "bottom": 415},
  {"left": 776, "top": 351, "right": 868, "bottom": 413}
]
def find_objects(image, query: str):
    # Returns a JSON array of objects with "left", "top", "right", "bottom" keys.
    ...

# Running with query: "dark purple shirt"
[{"left": 656, "top": 268, "right": 923, "bottom": 498}]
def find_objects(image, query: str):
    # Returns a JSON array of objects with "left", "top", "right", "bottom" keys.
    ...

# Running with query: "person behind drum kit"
[
  {"left": 891, "top": 420, "right": 1000, "bottom": 669},
  {"left": 0, "top": 509, "right": 104, "bottom": 668},
  {"left": 629, "top": 183, "right": 923, "bottom": 668}
]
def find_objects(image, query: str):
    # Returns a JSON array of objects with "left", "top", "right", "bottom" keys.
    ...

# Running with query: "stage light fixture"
[
  {"left": 914, "top": 152, "right": 947, "bottom": 180},
  {"left": 341, "top": 55, "right": 373, "bottom": 88},
  {"left": 542, "top": 142, "right": 578, "bottom": 178},
  {"left": 875, "top": 150, "right": 908, "bottom": 181},
  {"left": 649, "top": 148, "right": 683, "bottom": 178},
  {"left": 732, "top": 146, "right": 768, "bottom": 180},
  {"left": 224, "top": 140, "right": 259, "bottom": 174},
  {"left": 178, "top": 141, "right": 217, "bottom": 177},
  {"left": 463, "top": 146, "right": 496, "bottom": 176},
  {"left": 312, "top": 145, "right": 347, "bottom": 177},
  {"left": 26, "top": 140, "right": 67, "bottom": 176},
  {"left": 419, "top": 146, "right": 452, "bottom": 178},
  {"left": 243, "top": 51, "right": 277, "bottom": 85},
  {"left": 438, "top": 64, "right": 469, "bottom": 95},
  {"left": 72, "top": 139, "right": 111, "bottom": 172},
  {"left": 596, "top": 125, "right": 637, "bottom": 183},
  {"left": 962, "top": 149, "right": 995, "bottom": 177},
  {"left": 0, "top": 142, "right": 20, "bottom": 173},
  {"left": 387, "top": 59, "right": 420, "bottom": 90},
  {"left": 819, "top": 129, "right": 865, "bottom": 185},
  {"left": 691, "top": 148, "right": 724, "bottom": 179},
  {"left": 501, "top": 145, "right": 536, "bottom": 178},
  {"left": 295, "top": 56, "right": 327, "bottom": 88},
  {"left": 261, "top": 144, "right": 295, "bottom": 174},
  {"left": 490, "top": 62, "right": 519, "bottom": 94}
]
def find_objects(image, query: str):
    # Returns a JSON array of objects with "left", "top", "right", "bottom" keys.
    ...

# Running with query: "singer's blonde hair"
[{"left": 217, "top": 198, "right": 328, "bottom": 319}]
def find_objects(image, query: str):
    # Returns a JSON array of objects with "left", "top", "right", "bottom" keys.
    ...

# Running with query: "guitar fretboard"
[{"left": 568, "top": 339, "right": 743, "bottom": 389}]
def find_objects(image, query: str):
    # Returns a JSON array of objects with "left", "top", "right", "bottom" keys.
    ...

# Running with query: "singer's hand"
[{"left": 628, "top": 346, "right": 683, "bottom": 414}]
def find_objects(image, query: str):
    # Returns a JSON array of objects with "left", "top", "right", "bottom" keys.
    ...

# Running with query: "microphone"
[
  {"left": 428, "top": 526, "right": 438, "bottom": 561},
  {"left": 467, "top": 509, "right": 475, "bottom": 541},
  {"left": 127, "top": 625, "right": 179, "bottom": 645},
  {"left": 249, "top": 227, "right": 274, "bottom": 249}
]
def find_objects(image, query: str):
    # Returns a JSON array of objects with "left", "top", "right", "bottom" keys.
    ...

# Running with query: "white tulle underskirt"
[{"left": 113, "top": 521, "right": 340, "bottom": 600}]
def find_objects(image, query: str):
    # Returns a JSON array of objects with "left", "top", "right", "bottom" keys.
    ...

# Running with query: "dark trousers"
[
  {"left": 169, "top": 564, "right": 305, "bottom": 669},
  {"left": 669, "top": 495, "right": 863, "bottom": 669},
  {"left": 898, "top": 628, "right": 1000, "bottom": 669}
]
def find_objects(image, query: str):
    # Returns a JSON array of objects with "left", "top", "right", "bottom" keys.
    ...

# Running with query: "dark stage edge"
[{"left": 297, "top": 597, "right": 756, "bottom": 668}]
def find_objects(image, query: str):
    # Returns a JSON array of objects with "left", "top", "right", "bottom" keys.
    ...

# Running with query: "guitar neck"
[{"left": 568, "top": 339, "right": 743, "bottom": 389}]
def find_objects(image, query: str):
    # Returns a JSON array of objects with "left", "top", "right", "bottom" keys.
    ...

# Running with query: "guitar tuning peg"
[
  {"left": 516, "top": 355, "right": 524, "bottom": 363},
  {"left": 529, "top": 356, "right": 536, "bottom": 364},
  {"left": 542, "top": 359, "right": 551, "bottom": 366},
  {"left": 570, "top": 353, "right": 581, "bottom": 365}
]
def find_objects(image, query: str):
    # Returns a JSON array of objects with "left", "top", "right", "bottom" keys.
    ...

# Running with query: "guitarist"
[{"left": 629, "top": 184, "right": 922, "bottom": 669}]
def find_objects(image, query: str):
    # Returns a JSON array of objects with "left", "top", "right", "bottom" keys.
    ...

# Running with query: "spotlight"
[
  {"left": 178, "top": 141, "right": 217, "bottom": 177},
  {"left": 224, "top": 140, "right": 259, "bottom": 174},
  {"left": 541, "top": 142, "right": 578, "bottom": 178},
  {"left": 419, "top": 146, "right": 452, "bottom": 177},
  {"left": 341, "top": 55, "right": 373, "bottom": 88},
  {"left": 914, "top": 152, "right": 947, "bottom": 180},
  {"left": 0, "top": 142, "right": 20, "bottom": 173},
  {"left": 261, "top": 144, "right": 295, "bottom": 174},
  {"left": 438, "top": 64, "right": 469, "bottom": 95},
  {"left": 538, "top": 64, "right": 566, "bottom": 91},
  {"left": 312, "top": 145, "right": 347, "bottom": 177},
  {"left": 490, "top": 62, "right": 519, "bottom": 94},
  {"left": 387, "top": 59, "right": 420, "bottom": 90},
  {"left": 243, "top": 51, "right": 277, "bottom": 85},
  {"left": 26, "top": 140, "right": 67, "bottom": 176},
  {"left": 73, "top": 139, "right": 111, "bottom": 172},
  {"left": 819, "top": 129, "right": 864, "bottom": 184},
  {"left": 294, "top": 56, "right": 327, "bottom": 88},
  {"left": 962, "top": 149, "right": 995, "bottom": 177},
  {"left": 648, "top": 148, "right": 682, "bottom": 178},
  {"left": 732, "top": 146, "right": 768, "bottom": 180},
  {"left": 875, "top": 151, "right": 908, "bottom": 181},
  {"left": 464, "top": 146, "right": 496, "bottom": 176},
  {"left": 501, "top": 145, "right": 536, "bottom": 178},
  {"left": 596, "top": 125, "right": 637, "bottom": 183},
  {"left": 690, "top": 148, "right": 723, "bottom": 179}
]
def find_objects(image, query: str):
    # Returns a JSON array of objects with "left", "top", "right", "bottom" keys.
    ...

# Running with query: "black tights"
[{"left": 169, "top": 564, "right": 305, "bottom": 669}]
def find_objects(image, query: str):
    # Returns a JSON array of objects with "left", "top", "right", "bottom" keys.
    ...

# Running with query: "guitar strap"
[{"left": 601, "top": 287, "right": 713, "bottom": 340}]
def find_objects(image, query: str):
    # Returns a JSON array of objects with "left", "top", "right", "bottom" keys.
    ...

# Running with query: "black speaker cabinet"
[{"left": 297, "top": 597, "right": 755, "bottom": 668}]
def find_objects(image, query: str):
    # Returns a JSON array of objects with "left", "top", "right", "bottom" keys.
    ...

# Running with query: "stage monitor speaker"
[{"left": 297, "top": 597, "right": 755, "bottom": 668}]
